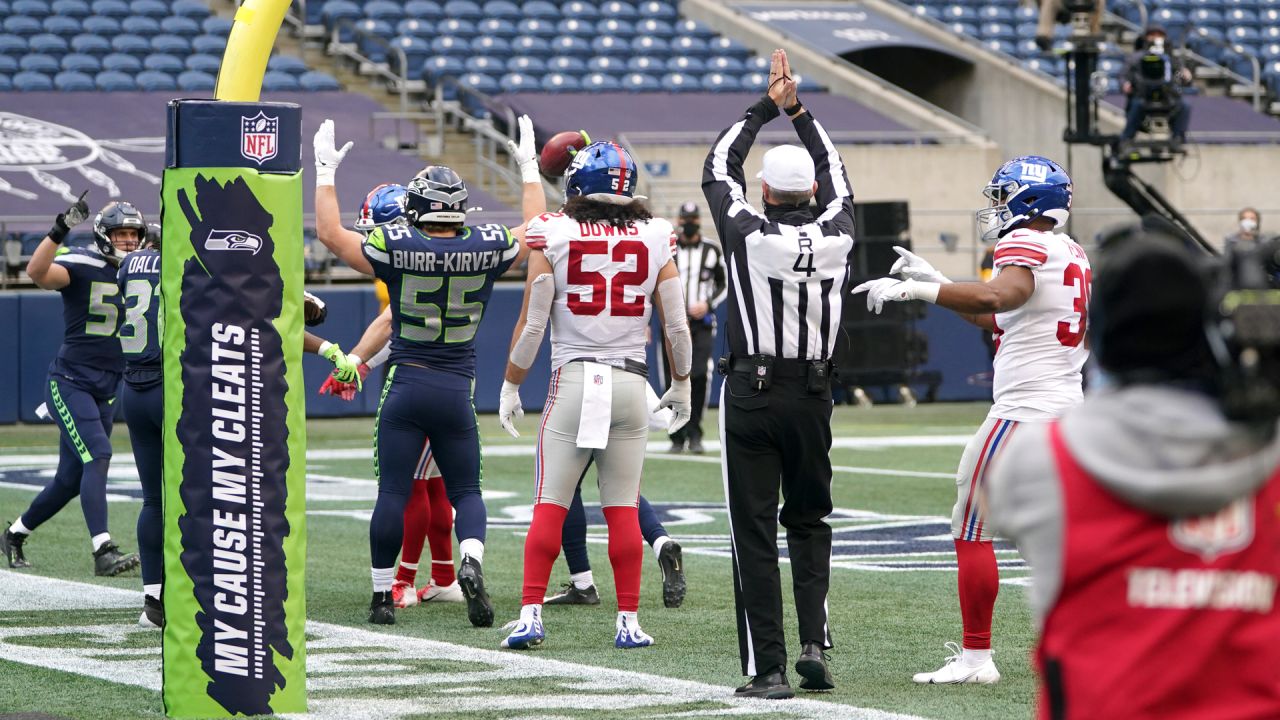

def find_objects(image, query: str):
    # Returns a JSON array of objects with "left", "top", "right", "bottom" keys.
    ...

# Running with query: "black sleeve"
[
  {"left": 791, "top": 109, "right": 855, "bottom": 237},
  {"left": 702, "top": 95, "right": 778, "bottom": 254},
  {"left": 707, "top": 242, "right": 728, "bottom": 310}
]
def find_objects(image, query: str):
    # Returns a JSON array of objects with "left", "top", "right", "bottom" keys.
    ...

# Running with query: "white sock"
[
  {"left": 91, "top": 533, "right": 111, "bottom": 552},
  {"left": 961, "top": 648, "right": 992, "bottom": 667},
  {"left": 651, "top": 535, "right": 671, "bottom": 562},
  {"left": 617, "top": 610, "right": 638, "bottom": 629},
  {"left": 9, "top": 518, "right": 31, "bottom": 536},
  {"left": 570, "top": 570, "right": 594, "bottom": 590},
  {"left": 371, "top": 566, "right": 396, "bottom": 593},
  {"left": 398, "top": 561, "right": 418, "bottom": 571},
  {"left": 144, "top": 583, "right": 162, "bottom": 600},
  {"left": 520, "top": 603, "right": 542, "bottom": 623},
  {"left": 459, "top": 538, "right": 484, "bottom": 564}
]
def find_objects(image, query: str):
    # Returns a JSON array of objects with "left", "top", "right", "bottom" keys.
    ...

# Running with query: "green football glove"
[{"left": 332, "top": 352, "right": 363, "bottom": 389}]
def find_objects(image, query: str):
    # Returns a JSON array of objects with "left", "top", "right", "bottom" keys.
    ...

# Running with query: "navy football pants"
[
  {"left": 22, "top": 375, "right": 116, "bottom": 538},
  {"left": 123, "top": 381, "right": 163, "bottom": 586},
  {"left": 370, "top": 365, "right": 486, "bottom": 569}
]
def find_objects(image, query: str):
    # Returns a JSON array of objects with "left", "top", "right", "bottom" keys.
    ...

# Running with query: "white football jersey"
[
  {"left": 989, "top": 228, "right": 1091, "bottom": 422},
  {"left": 526, "top": 212, "right": 676, "bottom": 370}
]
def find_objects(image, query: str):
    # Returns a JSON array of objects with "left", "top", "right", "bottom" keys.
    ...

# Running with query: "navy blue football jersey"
[
  {"left": 363, "top": 222, "right": 519, "bottom": 377},
  {"left": 117, "top": 248, "right": 162, "bottom": 369},
  {"left": 52, "top": 246, "right": 124, "bottom": 372}
]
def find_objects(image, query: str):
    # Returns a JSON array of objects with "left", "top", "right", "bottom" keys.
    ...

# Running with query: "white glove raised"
[
  {"left": 851, "top": 277, "right": 940, "bottom": 314},
  {"left": 654, "top": 378, "right": 692, "bottom": 435},
  {"left": 506, "top": 114, "right": 540, "bottom": 184},
  {"left": 889, "top": 246, "right": 951, "bottom": 284},
  {"left": 313, "top": 118, "right": 353, "bottom": 187},
  {"left": 498, "top": 380, "right": 524, "bottom": 438}
]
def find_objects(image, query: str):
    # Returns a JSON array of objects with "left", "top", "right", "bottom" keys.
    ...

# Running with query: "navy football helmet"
[
  {"left": 564, "top": 141, "right": 643, "bottom": 205},
  {"left": 976, "top": 155, "right": 1072, "bottom": 243},
  {"left": 404, "top": 166, "right": 467, "bottom": 225},
  {"left": 143, "top": 222, "right": 161, "bottom": 251},
  {"left": 93, "top": 201, "right": 146, "bottom": 257},
  {"left": 355, "top": 183, "right": 407, "bottom": 231}
]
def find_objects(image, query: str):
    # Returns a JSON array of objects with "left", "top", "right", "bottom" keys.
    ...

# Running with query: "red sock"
[
  {"left": 955, "top": 539, "right": 999, "bottom": 650},
  {"left": 396, "top": 478, "right": 430, "bottom": 586},
  {"left": 602, "top": 506, "right": 642, "bottom": 613},
  {"left": 522, "top": 503, "right": 568, "bottom": 606},
  {"left": 425, "top": 475, "right": 455, "bottom": 586}
]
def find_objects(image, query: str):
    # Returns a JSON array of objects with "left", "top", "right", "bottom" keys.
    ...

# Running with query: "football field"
[{"left": 0, "top": 403, "right": 1040, "bottom": 720}]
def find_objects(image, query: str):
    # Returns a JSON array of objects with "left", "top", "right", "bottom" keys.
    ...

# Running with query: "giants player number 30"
[{"left": 854, "top": 155, "right": 1091, "bottom": 685}]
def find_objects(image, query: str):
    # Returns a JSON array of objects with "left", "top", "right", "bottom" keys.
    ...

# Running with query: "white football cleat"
[
  {"left": 418, "top": 580, "right": 464, "bottom": 603},
  {"left": 614, "top": 614, "right": 655, "bottom": 649},
  {"left": 912, "top": 642, "right": 1000, "bottom": 685},
  {"left": 391, "top": 580, "right": 418, "bottom": 609}
]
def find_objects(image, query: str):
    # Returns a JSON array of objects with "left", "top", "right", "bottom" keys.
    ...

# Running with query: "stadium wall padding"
[{"left": 3, "top": 286, "right": 992, "bottom": 424}]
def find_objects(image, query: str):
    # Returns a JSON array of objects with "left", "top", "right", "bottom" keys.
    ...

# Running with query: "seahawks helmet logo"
[{"left": 205, "top": 229, "right": 263, "bottom": 255}]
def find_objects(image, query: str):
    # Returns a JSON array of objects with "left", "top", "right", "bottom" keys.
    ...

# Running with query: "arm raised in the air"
[{"left": 312, "top": 119, "right": 374, "bottom": 276}]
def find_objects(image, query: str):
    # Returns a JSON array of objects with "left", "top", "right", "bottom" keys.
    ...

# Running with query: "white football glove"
[
  {"left": 498, "top": 380, "right": 524, "bottom": 438},
  {"left": 313, "top": 119, "right": 353, "bottom": 187},
  {"left": 506, "top": 114, "right": 540, "bottom": 184},
  {"left": 890, "top": 246, "right": 950, "bottom": 284},
  {"left": 654, "top": 378, "right": 692, "bottom": 435},
  {"left": 851, "top": 278, "right": 940, "bottom": 314}
]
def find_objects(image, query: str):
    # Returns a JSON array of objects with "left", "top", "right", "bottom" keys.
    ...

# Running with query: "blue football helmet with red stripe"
[
  {"left": 563, "top": 141, "right": 643, "bottom": 205},
  {"left": 355, "top": 183, "right": 407, "bottom": 232},
  {"left": 976, "top": 155, "right": 1072, "bottom": 243}
]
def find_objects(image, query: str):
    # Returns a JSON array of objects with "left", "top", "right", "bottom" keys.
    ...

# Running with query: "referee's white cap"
[{"left": 757, "top": 145, "right": 815, "bottom": 192}]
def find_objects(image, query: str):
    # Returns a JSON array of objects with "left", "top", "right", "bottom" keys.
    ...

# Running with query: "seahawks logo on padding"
[{"left": 205, "top": 229, "right": 263, "bottom": 255}]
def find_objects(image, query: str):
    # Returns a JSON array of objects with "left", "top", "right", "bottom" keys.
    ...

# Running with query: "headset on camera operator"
[{"left": 1120, "top": 27, "right": 1193, "bottom": 146}]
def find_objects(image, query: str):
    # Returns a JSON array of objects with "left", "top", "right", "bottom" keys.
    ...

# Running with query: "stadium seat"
[
  {"left": 597, "top": 18, "right": 634, "bottom": 36},
  {"left": 268, "top": 55, "right": 309, "bottom": 76},
  {"left": 459, "top": 71, "right": 497, "bottom": 92},
  {"left": 430, "top": 35, "right": 469, "bottom": 55},
  {"left": 1159, "top": 0, "right": 1191, "bottom": 10},
  {"left": 663, "top": 72, "right": 700, "bottom": 92},
  {"left": 517, "top": 19, "right": 557, "bottom": 38},
  {"left": 949, "top": 22, "right": 980, "bottom": 38},
  {"left": 28, "top": 33, "right": 68, "bottom": 55},
  {"left": 601, "top": 1, "right": 638, "bottom": 19},
  {"left": 160, "top": 16, "right": 201, "bottom": 36},
  {"left": 143, "top": 53, "right": 184, "bottom": 74},
  {"left": 42, "top": 16, "right": 80, "bottom": 38},
  {"left": 436, "top": 18, "right": 476, "bottom": 36},
  {"left": 404, "top": 0, "right": 444, "bottom": 22},
  {"left": 1265, "top": 61, "right": 1280, "bottom": 94},
  {"left": 559, "top": 1, "right": 599, "bottom": 20},
  {"left": 397, "top": 18, "right": 435, "bottom": 37},
  {"left": 0, "top": 34, "right": 26, "bottom": 56},
  {"left": 322, "top": 0, "right": 363, "bottom": 30},
  {"left": 52, "top": 0, "right": 90, "bottom": 17},
  {"left": 262, "top": 70, "right": 299, "bottom": 91},
  {"left": 701, "top": 72, "right": 742, "bottom": 92},
  {"left": 592, "top": 36, "right": 630, "bottom": 57},
  {"left": 519, "top": 0, "right": 560, "bottom": 19},
  {"left": 557, "top": 18, "right": 594, "bottom": 38},
  {"left": 135, "top": 70, "right": 176, "bottom": 91},
  {"left": 510, "top": 36, "right": 550, "bottom": 57},
  {"left": 673, "top": 19, "right": 715, "bottom": 39},
  {"left": 707, "top": 37, "right": 752, "bottom": 59},
  {"left": 60, "top": 52, "right": 98, "bottom": 73},
  {"left": 1263, "top": 8, "right": 1280, "bottom": 24},
  {"left": 635, "top": 19, "right": 674, "bottom": 37},
  {"left": 744, "top": 55, "right": 771, "bottom": 73},
  {"left": 977, "top": 5, "right": 1014, "bottom": 21},
  {"left": 389, "top": 36, "right": 431, "bottom": 73},
  {"left": 582, "top": 72, "right": 621, "bottom": 91},
  {"left": 1189, "top": 8, "right": 1226, "bottom": 27},
  {"left": 471, "top": 36, "right": 511, "bottom": 57},
  {"left": 622, "top": 72, "right": 661, "bottom": 90},
  {"left": 101, "top": 52, "right": 141, "bottom": 73},
  {"left": 4, "top": 16, "right": 43, "bottom": 37},
  {"left": 627, "top": 56, "right": 663, "bottom": 73},
  {"left": 667, "top": 56, "right": 706, "bottom": 74},
  {"left": 547, "top": 55, "right": 587, "bottom": 74},
  {"left": 152, "top": 36, "right": 190, "bottom": 55},
  {"left": 19, "top": 54, "right": 58, "bottom": 74},
  {"left": 638, "top": 1, "right": 678, "bottom": 20},
  {"left": 365, "top": 0, "right": 404, "bottom": 23},
  {"left": 130, "top": 0, "right": 166, "bottom": 18},
  {"left": 0, "top": 75, "right": 10, "bottom": 91},
  {"left": 53, "top": 69, "right": 94, "bottom": 90},
  {"left": 541, "top": 73, "right": 582, "bottom": 92},
  {"left": 941, "top": 5, "right": 979, "bottom": 22},
  {"left": 632, "top": 35, "right": 671, "bottom": 55},
  {"left": 980, "top": 23, "right": 1017, "bottom": 41},
  {"left": 13, "top": 70, "right": 53, "bottom": 90},
  {"left": 1261, "top": 26, "right": 1280, "bottom": 43},
  {"left": 171, "top": 0, "right": 211, "bottom": 19},
  {"left": 110, "top": 35, "right": 149, "bottom": 57},
  {"left": 0, "top": 54, "right": 17, "bottom": 73},
  {"left": 1225, "top": 8, "right": 1259, "bottom": 24},
  {"left": 131, "top": 16, "right": 162, "bottom": 38},
  {"left": 499, "top": 72, "right": 539, "bottom": 92},
  {"left": 464, "top": 56, "right": 503, "bottom": 78},
  {"left": 1227, "top": 26, "right": 1261, "bottom": 46},
  {"left": 508, "top": 55, "right": 547, "bottom": 74},
  {"left": 69, "top": 34, "right": 109, "bottom": 57},
  {"left": 1262, "top": 43, "right": 1280, "bottom": 62},
  {"left": 670, "top": 36, "right": 711, "bottom": 57},
  {"left": 482, "top": 0, "right": 520, "bottom": 21},
  {"left": 478, "top": 18, "right": 517, "bottom": 38},
  {"left": 1023, "top": 57, "right": 1061, "bottom": 76},
  {"left": 177, "top": 69, "right": 215, "bottom": 91},
  {"left": 90, "top": 0, "right": 130, "bottom": 18},
  {"left": 551, "top": 35, "right": 590, "bottom": 55},
  {"left": 202, "top": 16, "right": 233, "bottom": 36},
  {"left": 983, "top": 39, "right": 1016, "bottom": 56},
  {"left": 1095, "top": 57, "right": 1124, "bottom": 74},
  {"left": 185, "top": 54, "right": 221, "bottom": 73},
  {"left": 299, "top": 70, "right": 341, "bottom": 91},
  {"left": 587, "top": 55, "right": 624, "bottom": 73},
  {"left": 913, "top": 5, "right": 942, "bottom": 20},
  {"left": 443, "top": 0, "right": 483, "bottom": 21},
  {"left": 703, "top": 56, "right": 745, "bottom": 74},
  {"left": 193, "top": 35, "right": 227, "bottom": 55},
  {"left": 1013, "top": 39, "right": 1041, "bottom": 58},
  {"left": 14, "top": 0, "right": 49, "bottom": 15},
  {"left": 94, "top": 69, "right": 133, "bottom": 90},
  {"left": 421, "top": 55, "right": 464, "bottom": 82}
]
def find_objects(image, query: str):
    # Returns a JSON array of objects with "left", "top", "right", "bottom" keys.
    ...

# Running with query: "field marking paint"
[{"left": 0, "top": 570, "right": 930, "bottom": 720}]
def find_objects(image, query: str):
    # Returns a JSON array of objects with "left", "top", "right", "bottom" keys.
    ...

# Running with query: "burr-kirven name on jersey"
[{"left": 391, "top": 248, "right": 508, "bottom": 273}]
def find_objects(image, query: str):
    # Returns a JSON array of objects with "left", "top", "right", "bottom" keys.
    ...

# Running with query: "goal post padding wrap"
[{"left": 160, "top": 99, "right": 306, "bottom": 717}]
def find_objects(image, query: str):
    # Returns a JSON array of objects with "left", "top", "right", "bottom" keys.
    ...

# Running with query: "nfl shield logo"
[
  {"left": 1169, "top": 498, "right": 1254, "bottom": 561},
  {"left": 240, "top": 112, "right": 278, "bottom": 165},
  {"left": 593, "top": 374, "right": 604, "bottom": 385}
]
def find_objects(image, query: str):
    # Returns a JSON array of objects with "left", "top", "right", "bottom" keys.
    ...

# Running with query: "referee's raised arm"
[{"left": 701, "top": 82, "right": 778, "bottom": 253}]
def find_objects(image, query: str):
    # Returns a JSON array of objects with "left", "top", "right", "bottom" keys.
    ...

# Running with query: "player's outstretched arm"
[
  {"left": 28, "top": 191, "right": 89, "bottom": 290},
  {"left": 499, "top": 251, "right": 556, "bottom": 437},
  {"left": 313, "top": 119, "right": 373, "bottom": 276},
  {"left": 344, "top": 306, "right": 393, "bottom": 373},
  {"left": 853, "top": 264, "right": 1033, "bottom": 320},
  {"left": 654, "top": 259, "right": 693, "bottom": 433},
  {"left": 505, "top": 114, "right": 547, "bottom": 267}
]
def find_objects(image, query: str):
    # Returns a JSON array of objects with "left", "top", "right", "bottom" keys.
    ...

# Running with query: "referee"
[{"left": 703, "top": 49, "right": 855, "bottom": 699}]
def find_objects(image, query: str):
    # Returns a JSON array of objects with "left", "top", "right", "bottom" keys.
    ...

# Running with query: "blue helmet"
[
  {"left": 355, "top": 183, "right": 407, "bottom": 231},
  {"left": 564, "top": 141, "right": 643, "bottom": 205},
  {"left": 976, "top": 155, "right": 1072, "bottom": 243}
]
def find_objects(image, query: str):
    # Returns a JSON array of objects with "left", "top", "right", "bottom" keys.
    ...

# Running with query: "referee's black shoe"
[
  {"left": 796, "top": 642, "right": 835, "bottom": 690},
  {"left": 735, "top": 667, "right": 794, "bottom": 699}
]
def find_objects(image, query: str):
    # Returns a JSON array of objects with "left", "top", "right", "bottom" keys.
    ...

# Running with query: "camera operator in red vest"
[{"left": 988, "top": 227, "right": 1280, "bottom": 720}]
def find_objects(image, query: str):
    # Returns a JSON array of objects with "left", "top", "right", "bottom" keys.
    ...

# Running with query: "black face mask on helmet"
[
  {"left": 404, "top": 165, "right": 468, "bottom": 226},
  {"left": 93, "top": 201, "right": 146, "bottom": 258}
]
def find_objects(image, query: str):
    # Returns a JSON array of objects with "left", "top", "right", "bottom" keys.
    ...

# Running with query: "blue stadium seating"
[
  {"left": 706, "top": 56, "right": 746, "bottom": 74},
  {"left": 620, "top": 72, "right": 660, "bottom": 91},
  {"left": 94, "top": 69, "right": 134, "bottom": 90},
  {"left": 667, "top": 56, "right": 705, "bottom": 74},
  {"left": 171, "top": 0, "right": 210, "bottom": 19},
  {"left": 592, "top": 35, "right": 630, "bottom": 57},
  {"left": 559, "top": 1, "right": 598, "bottom": 20},
  {"left": 130, "top": 0, "right": 166, "bottom": 18},
  {"left": 13, "top": 70, "right": 53, "bottom": 90},
  {"left": 42, "top": 16, "right": 80, "bottom": 38},
  {"left": 397, "top": 18, "right": 434, "bottom": 37},
  {"left": 28, "top": 33, "right": 67, "bottom": 55},
  {"left": 674, "top": 19, "right": 715, "bottom": 39},
  {"left": 977, "top": 6, "right": 1014, "bottom": 21},
  {"left": 499, "top": 72, "right": 539, "bottom": 92},
  {"left": 0, "top": 34, "right": 25, "bottom": 56},
  {"left": 186, "top": 54, "right": 221, "bottom": 73},
  {"left": 90, "top": 0, "right": 128, "bottom": 19},
  {"left": 79, "top": 15, "right": 118, "bottom": 35},
  {"left": 110, "top": 35, "right": 150, "bottom": 57},
  {"left": 436, "top": 18, "right": 476, "bottom": 36},
  {"left": 983, "top": 39, "right": 1016, "bottom": 56},
  {"left": 547, "top": 56, "right": 587, "bottom": 74},
  {"left": 581, "top": 72, "right": 620, "bottom": 91},
  {"left": 404, "top": 0, "right": 444, "bottom": 21},
  {"left": 143, "top": 54, "right": 183, "bottom": 74},
  {"left": 980, "top": 23, "right": 1017, "bottom": 42},
  {"left": 638, "top": 1, "right": 677, "bottom": 20},
  {"left": 632, "top": 35, "right": 670, "bottom": 55},
  {"left": 478, "top": 18, "right": 517, "bottom": 38},
  {"left": 0, "top": 76, "right": 12, "bottom": 91},
  {"left": 177, "top": 70, "right": 216, "bottom": 91},
  {"left": 663, "top": 72, "right": 700, "bottom": 92},
  {"left": 192, "top": 34, "right": 227, "bottom": 55},
  {"left": 465, "top": 55, "right": 504, "bottom": 76},
  {"left": 364, "top": 0, "right": 402, "bottom": 23},
  {"left": 557, "top": 18, "right": 592, "bottom": 38},
  {"left": 136, "top": 70, "right": 175, "bottom": 91},
  {"left": 52, "top": 0, "right": 90, "bottom": 18},
  {"left": 702, "top": 72, "right": 742, "bottom": 92},
  {"left": 262, "top": 70, "right": 300, "bottom": 91},
  {"left": 101, "top": 52, "right": 141, "bottom": 73},
  {"left": 636, "top": 19, "right": 674, "bottom": 36},
  {"left": 708, "top": 37, "right": 752, "bottom": 59},
  {"left": 422, "top": 55, "right": 464, "bottom": 82},
  {"left": 4, "top": 16, "right": 43, "bottom": 36},
  {"left": 482, "top": 0, "right": 520, "bottom": 21},
  {"left": 1190, "top": 8, "right": 1226, "bottom": 26},
  {"left": 517, "top": 19, "right": 556, "bottom": 38},
  {"left": 670, "top": 36, "right": 711, "bottom": 58},
  {"left": 601, "top": 1, "right": 638, "bottom": 19},
  {"left": 202, "top": 16, "right": 233, "bottom": 36},
  {"left": 460, "top": 71, "right": 498, "bottom": 95},
  {"left": 509, "top": 56, "right": 547, "bottom": 75},
  {"left": 61, "top": 52, "right": 99, "bottom": 73},
  {"left": 542, "top": 72, "right": 582, "bottom": 92},
  {"left": 597, "top": 18, "right": 634, "bottom": 36},
  {"left": 431, "top": 36, "right": 469, "bottom": 55},
  {"left": 627, "top": 56, "right": 663, "bottom": 73},
  {"left": 390, "top": 36, "right": 431, "bottom": 72},
  {"left": 443, "top": 0, "right": 483, "bottom": 21},
  {"left": 19, "top": 53, "right": 58, "bottom": 74},
  {"left": 0, "top": 55, "right": 17, "bottom": 73},
  {"left": 130, "top": 16, "right": 160, "bottom": 37},
  {"left": 299, "top": 71, "right": 342, "bottom": 91},
  {"left": 913, "top": 5, "right": 941, "bottom": 20},
  {"left": 550, "top": 35, "right": 590, "bottom": 55},
  {"left": 510, "top": 36, "right": 548, "bottom": 56},
  {"left": 152, "top": 36, "right": 191, "bottom": 55},
  {"left": 69, "top": 34, "right": 109, "bottom": 57},
  {"left": 268, "top": 55, "right": 310, "bottom": 76},
  {"left": 54, "top": 69, "right": 94, "bottom": 90},
  {"left": 160, "top": 15, "right": 200, "bottom": 35},
  {"left": 942, "top": 5, "right": 979, "bottom": 22}
]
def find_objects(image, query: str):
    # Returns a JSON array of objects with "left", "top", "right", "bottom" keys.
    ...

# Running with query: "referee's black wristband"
[
  {"left": 785, "top": 101, "right": 805, "bottom": 118},
  {"left": 47, "top": 215, "right": 69, "bottom": 244}
]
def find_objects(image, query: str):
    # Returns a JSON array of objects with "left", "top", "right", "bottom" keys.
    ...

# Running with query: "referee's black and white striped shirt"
[
  {"left": 702, "top": 96, "right": 855, "bottom": 362},
  {"left": 674, "top": 236, "right": 727, "bottom": 316}
]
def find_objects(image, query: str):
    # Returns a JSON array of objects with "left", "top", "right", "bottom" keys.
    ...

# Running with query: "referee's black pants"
[{"left": 719, "top": 370, "right": 834, "bottom": 677}]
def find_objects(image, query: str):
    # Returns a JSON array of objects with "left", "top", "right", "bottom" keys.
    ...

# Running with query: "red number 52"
[{"left": 566, "top": 239, "right": 649, "bottom": 317}]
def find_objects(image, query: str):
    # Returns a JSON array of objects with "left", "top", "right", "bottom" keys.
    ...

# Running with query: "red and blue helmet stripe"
[{"left": 564, "top": 141, "right": 640, "bottom": 203}]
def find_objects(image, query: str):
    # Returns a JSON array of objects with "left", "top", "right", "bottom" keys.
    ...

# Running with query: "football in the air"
[{"left": 539, "top": 130, "right": 591, "bottom": 178}]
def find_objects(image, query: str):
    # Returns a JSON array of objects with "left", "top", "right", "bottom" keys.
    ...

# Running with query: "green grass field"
[{"left": 0, "top": 403, "right": 1041, "bottom": 720}]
